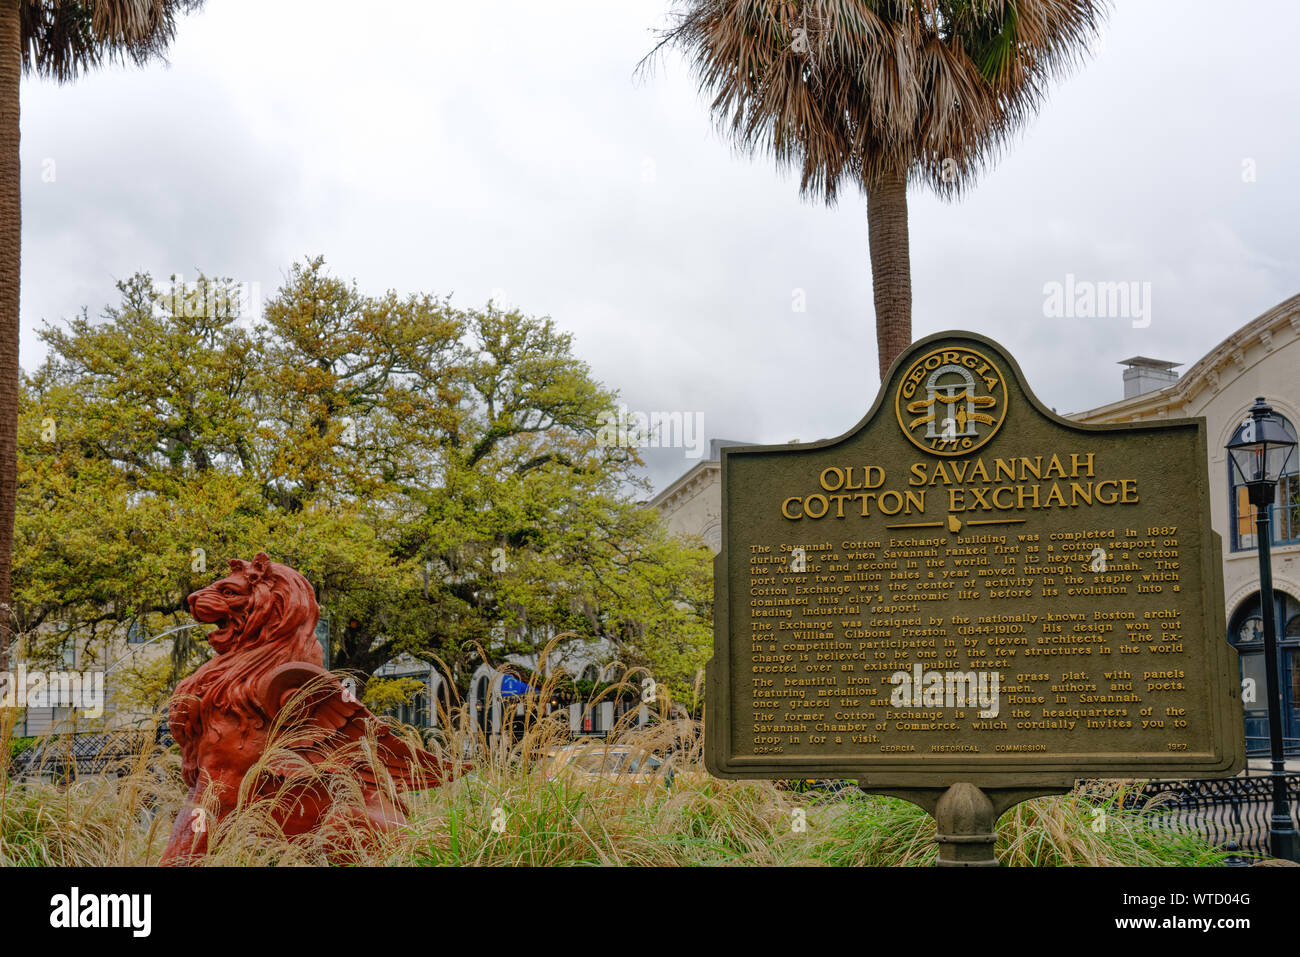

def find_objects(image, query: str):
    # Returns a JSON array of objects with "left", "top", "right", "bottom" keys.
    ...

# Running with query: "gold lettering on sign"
[{"left": 782, "top": 453, "right": 1138, "bottom": 522}]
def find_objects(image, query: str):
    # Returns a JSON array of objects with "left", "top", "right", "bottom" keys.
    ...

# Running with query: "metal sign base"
[{"left": 861, "top": 781, "right": 1071, "bottom": 866}]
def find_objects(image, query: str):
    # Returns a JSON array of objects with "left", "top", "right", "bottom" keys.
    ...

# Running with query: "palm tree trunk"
[
  {"left": 0, "top": 0, "right": 18, "bottom": 670},
  {"left": 866, "top": 167, "right": 912, "bottom": 381}
]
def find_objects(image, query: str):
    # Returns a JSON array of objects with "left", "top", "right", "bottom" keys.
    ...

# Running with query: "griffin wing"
[{"left": 256, "top": 662, "right": 463, "bottom": 788}]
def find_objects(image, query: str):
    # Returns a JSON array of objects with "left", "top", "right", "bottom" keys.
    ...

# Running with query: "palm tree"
[
  {"left": 0, "top": 0, "right": 203, "bottom": 666},
  {"left": 649, "top": 0, "right": 1107, "bottom": 379}
]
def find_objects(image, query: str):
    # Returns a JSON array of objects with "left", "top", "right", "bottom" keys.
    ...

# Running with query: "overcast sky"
[{"left": 18, "top": 0, "right": 1300, "bottom": 495}]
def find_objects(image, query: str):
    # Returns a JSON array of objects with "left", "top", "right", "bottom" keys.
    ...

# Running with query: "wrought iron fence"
[
  {"left": 9, "top": 723, "right": 174, "bottom": 782},
  {"left": 1136, "top": 772, "right": 1300, "bottom": 858}
]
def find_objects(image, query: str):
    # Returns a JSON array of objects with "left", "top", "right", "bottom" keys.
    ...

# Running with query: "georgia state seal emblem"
[{"left": 895, "top": 346, "right": 1007, "bottom": 456}]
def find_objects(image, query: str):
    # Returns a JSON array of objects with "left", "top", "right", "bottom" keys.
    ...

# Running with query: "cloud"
[{"left": 15, "top": 0, "right": 1300, "bottom": 496}]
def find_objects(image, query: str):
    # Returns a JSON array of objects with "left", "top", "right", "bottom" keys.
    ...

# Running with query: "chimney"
[
  {"left": 708, "top": 439, "right": 749, "bottom": 461},
  {"left": 1118, "top": 357, "right": 1181, "bottom": 399}
]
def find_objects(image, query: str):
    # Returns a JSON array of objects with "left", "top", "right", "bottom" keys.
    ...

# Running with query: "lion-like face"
[
  {"left": 187, "top": 552, "right": 319, "bottom": 657},
  {"left": 187, "top": 556, "right": 266, "bottom": 654}
]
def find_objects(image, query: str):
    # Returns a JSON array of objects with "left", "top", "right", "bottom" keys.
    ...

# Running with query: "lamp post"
[{"left": 1226, "top": 397, "right": 1299, "bottom": 862}]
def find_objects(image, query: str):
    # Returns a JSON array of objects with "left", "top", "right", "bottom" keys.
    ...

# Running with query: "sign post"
[{"left": 706, "top": 331, "right": 1244, "bottom": 865}]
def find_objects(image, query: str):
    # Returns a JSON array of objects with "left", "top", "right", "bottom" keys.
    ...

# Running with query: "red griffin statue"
[{"left": 161, "top": 553, "right": 459, "bottom": 864}]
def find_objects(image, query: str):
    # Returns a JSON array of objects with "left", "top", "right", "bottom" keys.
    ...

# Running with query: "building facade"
[
  {"left": 1071, "top": 294, "right": 1300, "bottom": 754},
  {"left": 650, "top": 439, "right": 749, "bottom": 553},
  {"left": 370, "top": 635, "right": 649, "bottom": 740},
  {"left": 12, "top": 620, "right": 182, "bottom": 737}
]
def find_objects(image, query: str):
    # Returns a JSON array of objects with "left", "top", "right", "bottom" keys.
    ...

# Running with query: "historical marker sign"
[{"left": 706, "top": 331, "right": 1244, "bottom": 791}]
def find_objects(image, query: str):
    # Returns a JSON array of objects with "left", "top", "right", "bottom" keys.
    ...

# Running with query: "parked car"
[{"left": 542, "top": 744, "right": 677, "bottom": 786}]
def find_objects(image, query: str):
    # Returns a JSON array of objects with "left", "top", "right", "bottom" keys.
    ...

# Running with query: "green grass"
[{"left": 0, "top": 686, "right": 1264, "bottom": 867}]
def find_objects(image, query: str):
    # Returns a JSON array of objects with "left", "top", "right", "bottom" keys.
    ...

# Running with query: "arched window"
[
  {"left": 435, "top": 676, "right": 454, "bottom": 728},
  {"left": 473, "top": 675, "right": 491, "bottom": 733},
  {"left": 1229, "top": 591, "right": 1300, "bottom": 754},
  {"left": 399, "top": 690, "right": 429, "bottom": 728},
  {"left": 1229, "top": 591, "right": 1300, "bottom": 646},
  {"left": 1230, "top": 410, "right": 1299, "bottom": 550}
]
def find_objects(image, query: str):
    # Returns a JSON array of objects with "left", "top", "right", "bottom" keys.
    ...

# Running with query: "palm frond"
[
  {"left": 647, "top": 0, "right": 1108, "bottom": 201},
  {"left": 20, "top": 0, "right": 205, "bottom": 83}
]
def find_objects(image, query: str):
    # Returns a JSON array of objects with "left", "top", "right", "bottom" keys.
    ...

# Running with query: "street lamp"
[{"left": 1226, "top": 397, "right": 1299, "bottom": 862}]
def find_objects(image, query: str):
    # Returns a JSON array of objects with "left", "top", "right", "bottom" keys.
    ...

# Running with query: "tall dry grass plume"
[{"left": 0, "top": 647, "right": 1251, "bottom": 866}]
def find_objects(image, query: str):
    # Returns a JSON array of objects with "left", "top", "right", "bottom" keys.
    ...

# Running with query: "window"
[
  {"left": 1229, "top": 592, "right": 1300, "bottom": 754},
  {"left": 1231, "top": 411, "right": 1299, "bottom": 550},
  {"left": 395, "top": 691, "right": 429, "bottom": 728},
  {"left": 473, "top": 676, "right": 491, "bottom": 733},
  {"left": 1238, "top": 615, "right": 1264, "bottom": 644},
  {"left": 55, "top": 623, "right": 75, "bottom": 668},
  {"left": 1230, "top": 593, "right": 1300, "bottom": 646}
]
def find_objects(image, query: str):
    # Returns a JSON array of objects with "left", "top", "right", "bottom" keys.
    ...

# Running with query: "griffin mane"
[{"left": 177, "top": 561, "right": 322, "bottom": 732}]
